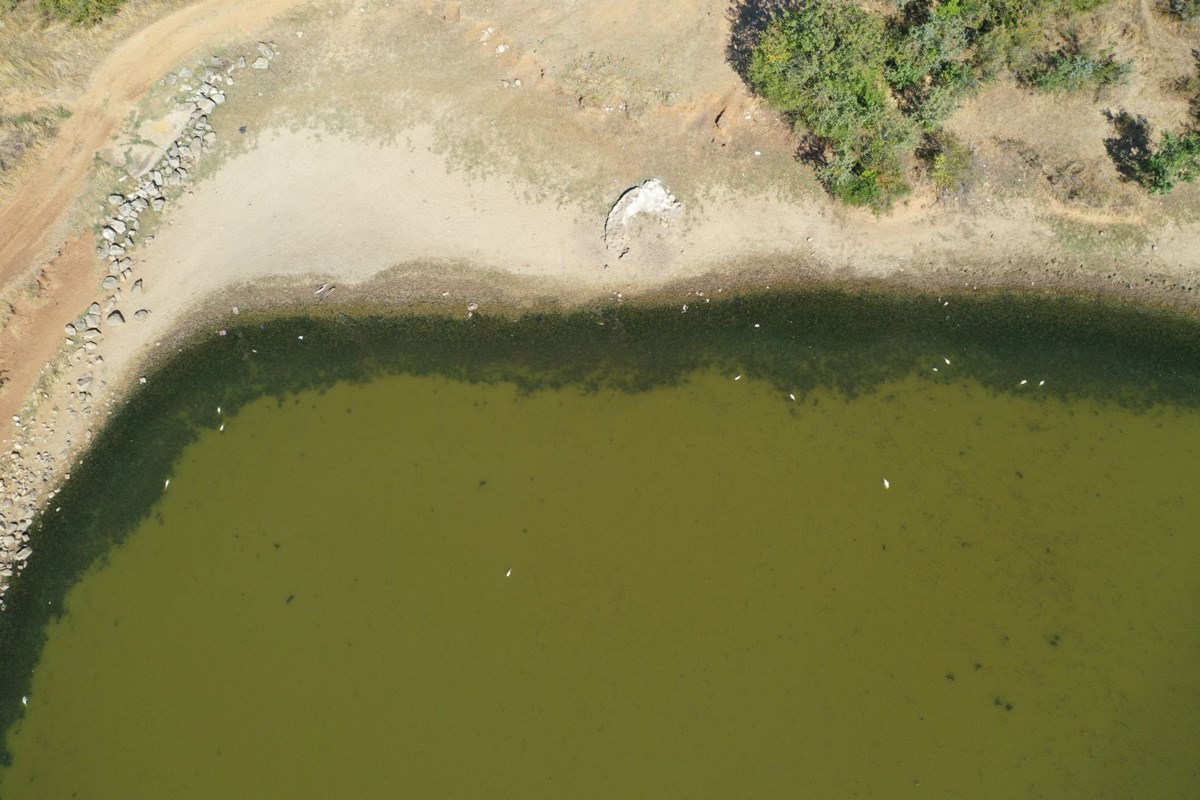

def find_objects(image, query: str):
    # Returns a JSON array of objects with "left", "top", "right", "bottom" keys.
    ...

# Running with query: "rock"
[
  {"left": 15, "top": 547, "right": 31, "bottom": 561},
  {"left": 118, "top": 201, "right": 134, "bottom": 216},
  {"left": 252, "top": 57, "right": 270, "bottom": 70},
  {"left": 191, "top": 136, "right": 203, "bottom": 151},
  {"left": 101, "top": 227, "right": 117, "bottom": 242},
  {"left": 203, "top": 131, "right": 217, "bottom": 144},
  {"left": 166, "top": 173, "right": 181, "bottom": 187},
  {"left": 88, "top": 302, "right": 101, "bottom": 315},
  {"left": 179, "top": 67, "right": 192, "bottom": 78},
  {"left": 109, "top": 218, "right": 127, "bottom": 235},
  {"left": 167, "top": 156, "right": 180, "bottom": 169},
  {"left": 131, "top": 198, "right": 148, "bottom": 213},
  {"left": 134, "top": 308, "right": 150, "bottom": 320},
  {"left": 151, "top": 170, "right": 164, "bottom": 186},
  {"left": 197, "top": 98, "right": 216, "bottom": 114},
  {"left": 107, "top": 194, "right": 125, "bottom": 206},
  {"left": 107, "top": 310, "right": 125, "bottom": 326},
  {"left": 118, "top": 257, "right": 131, "bottom": 269},
  {"left": 151, "top": 197, "right": 165, "bottom": 211},
  {"left": 101, "top": 276, "right": 118, "bottom": 290},
  {"left": 212, "top": 91, "right": 226, "bottom": 105},
  {"left": 85, "top": 313, "right": 101, "bottom": 329},
  {"left": 178, "top": 144, "right": 192, "bottom": 157},
  {"left": 236, "top": 55, "right": 246, "bottom": 69},
  {"left": 83, "top": 328, "right": 101, "bottom": 340},
  {"left": 77, "top": 376, "right": 93, "bottom": 389},
  {"left": 65, "top": 323, "right": 77, "bottom": 336},
  {"left": 108, "top": 244, "right": 125, "bottom": 257},
  {"left": 131, "top": 279, "right": 143, "bottom": 295},
  {"left": 121, "top": 268, "right": 132, "bottom": 281},
  {"left": 603, "top": 178, "right": 682, "bottom": 252},
  {"left": 257, "top": 42, "right": 275, "bottom": 59}
]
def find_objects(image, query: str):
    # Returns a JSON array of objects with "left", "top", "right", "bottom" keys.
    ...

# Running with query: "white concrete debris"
[{"left": 602, "top": 178, "right": 682, "bottom": 255}]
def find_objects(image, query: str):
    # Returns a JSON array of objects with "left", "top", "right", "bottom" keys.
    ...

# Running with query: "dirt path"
[{"left": 0, "top": 0, "right": 307, "bottom": 298}]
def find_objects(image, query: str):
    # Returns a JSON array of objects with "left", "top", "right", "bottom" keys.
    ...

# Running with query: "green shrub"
[
  {"left": 1168, "top": 0, "right": 1199, "bottom": 20},
  {"left": 926, "top": 132, "right": 976, "bottom": 194},
  {"left": 750, "top": 1, "right": 915, "bottom": 209},
  {"left": 38, "top": 0, "right": 125, "bottom": 25},
  {"left": 1137, "top": 130, "right": 1200, "bottom": 194},
  {"left": 1023, "top": 44, "right": 1132, "bottom": 92},
  {"left": 746, "top": 0, "right": 1118, "bottom": 206}
]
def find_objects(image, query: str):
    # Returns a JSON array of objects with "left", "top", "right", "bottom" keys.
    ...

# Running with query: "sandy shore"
[{"left": 1, "top": 0, "right": 1199, "bottom": 604}]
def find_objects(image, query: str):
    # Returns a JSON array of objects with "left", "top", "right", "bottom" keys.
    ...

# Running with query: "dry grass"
[
  {"left": 0, "top": 104, "right": 69, "bottom": 191},
  {"left": 0, "top": 0, "right": 187, "bottom": 99}
]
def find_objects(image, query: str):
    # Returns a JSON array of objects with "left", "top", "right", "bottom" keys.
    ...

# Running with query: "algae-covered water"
[{"left": 1, "top": 291, "right": 1198, "bottom": 797}]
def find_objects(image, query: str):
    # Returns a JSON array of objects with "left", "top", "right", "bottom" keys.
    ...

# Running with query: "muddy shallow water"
[{"left": 1, "top": 290, "right": 1198, "bottom": 797}]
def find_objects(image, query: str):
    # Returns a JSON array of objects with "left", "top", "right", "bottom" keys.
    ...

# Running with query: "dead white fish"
[
  {"left": 734, "top": 375, "right": 742, "bottom": 381},
  {"left": 219, "top": 423, "right": 225, "bottom": 432},
  {"left": 164, "top": 478, "right": 171, "bottom": 489},
  {"left": 943, "top": 357, "right": 951, "bottom": 365},
  {"left": 1039, "top": 380, "right": 1045, "bottom": 386},
  {"left": 682, "top": 304, "right": 688, "bottom": 313},
  {"left": 217, "top": 406, "right": 222, "bottom": 415},
  {"left": 788, "top": 393, "right": 796, "bottom": 402},
  {"left": 314, "top": 283, "right": 330, "bottom": 296},
  {"left": 1018, "top": 379, "right": 1028, "bottom": 386},
  {"left": 883, "top": 478, "right": 891, "bottom": 489},
  {"left": 505, "top": 568, "right": 512, "bottom": 578}
]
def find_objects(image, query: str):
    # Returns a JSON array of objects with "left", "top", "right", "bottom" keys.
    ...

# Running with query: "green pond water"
[{"left": 1, "top": 292, "right": 1199, "bottom": 797}]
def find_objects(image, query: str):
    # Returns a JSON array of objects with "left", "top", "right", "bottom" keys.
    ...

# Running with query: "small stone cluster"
[{"left": 0, "top": 43, "right": 276, "bottom": 606}]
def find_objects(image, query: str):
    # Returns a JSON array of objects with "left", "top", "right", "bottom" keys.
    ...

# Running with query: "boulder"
[
  {"left": 151, "top": 197, "right": 165, "bottom": 211},
  {"left": 252, "top": 57, "right": 270, "bottom": 70},
  {"left": 107, "top": 310, "right": 125, "bottom": 326},
  {"left": 101, "top": 227, "right": 117, "bottom": 242},
  {"left": 131, "top": 279, "right": 143, "bottom": 295},
  {"left": 134, "top": 308, "right": 150, "bottom": 320},
  {"left": 197, "top": 98, "right": 217, "bottom": 114},
  {"left": 101, "top": 276, "right": 118, "bottom": 290},
  {"left": 257, "top": 42, "right": 275, "bottom": 59},
  {"left": 107, "top": 194, "right": 124, "bottom": 206},
  {"left": 65, "top": 323, "right": 78, "bottom": 336},
  {"left": 109, "top": 218, "right": 127, "bottom": 235}
]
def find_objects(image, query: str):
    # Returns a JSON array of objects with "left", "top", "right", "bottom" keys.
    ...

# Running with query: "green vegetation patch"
[
  {"left": 35, "top": 0, "right": 124, "bottom": 25},
  {"left": 1020, "top": 40, "right": 1132, "bottom": 93},
  {"left": 749, "top": 2, "right": 913, "bottom": 208},
  {"left": 746, "top": 0, "right": 1117, "bottom": 207}
]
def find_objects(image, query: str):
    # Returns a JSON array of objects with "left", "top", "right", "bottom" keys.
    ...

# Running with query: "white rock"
[
  {"left": 257, "top": 42, "right": 275, "bottom": 59},
  {"left": 107, "top": 310, "right": 125, "bottom": 326},
  {"left": 252, "top": 57, "right": 270, "bottom": 69},
  {"left": 101, "top": 227, "right": 117, "bottom": 242},
  {"left": 603, "top": 178, "right": 682, "bottom": 250},
  {"left": 109, "top": 218, "right": 127, "bottom": 235}
]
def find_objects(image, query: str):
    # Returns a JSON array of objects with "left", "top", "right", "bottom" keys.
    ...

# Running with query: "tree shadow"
[
  {"left": 725, "top": 0, "right": 802, "bottom": 86},
  {"left": 1102, "top": 109, "right": 1152, "bottom": 182},
  {"left": 793, "top": 133, "right": 829, "bottom": 169}
]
